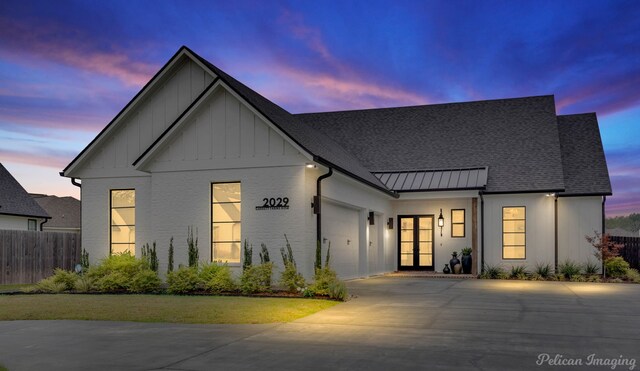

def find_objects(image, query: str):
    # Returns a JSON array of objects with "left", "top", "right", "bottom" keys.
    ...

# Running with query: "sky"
[{"left": 0, "top": 0, "right": 638, "bottom": 216}]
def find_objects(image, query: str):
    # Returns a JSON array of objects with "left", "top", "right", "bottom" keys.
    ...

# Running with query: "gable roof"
[
  {"left": 31, "top": 194, "right": 80, "bottom": 229},
  {"left": 0, "top": 163, "right": 50, "bottom": 219},
  {"left": 556, "top": 113, "right": 612, "bottom": 196},
  {"left": 296, "top": 96, "right": 567, "bottom": 194}
]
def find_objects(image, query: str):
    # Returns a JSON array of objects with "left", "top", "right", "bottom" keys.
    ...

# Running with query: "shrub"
[
  {"left": 96, "top": 271, "right": 130, "bottom": 292},
  {"left": 534, "top": 262, "right": 552, "bottom": 279},
  {"left": 204, "top": 264, "right": 237, "bottom": 293},
  {"left": 480, "top": 264, "right": 506, "bottom": 279},
  {"left": 243, "top": 240, "right": 252, "bottom": 271},
  {"left": 509, "top": 265, "right": 528, "bottom": 280},
  {"left": 327, "top": 280, "right": 348, "bottom": 301},
  {"left": 604, "top": 257, "right": 630, "bottom": 278},
  {"left": 129, "top": 270, "right": 162, "bottom": 293},
  {"left": 259, "top": 243, "right": 271, "bottom": 264},
  {"left": 610, "top": 278, "right": 624, "bottom": 283},
  {"left": 558, "top": 260, "right": 582, "bottom": 279},
  {"left": 74, "top": 275, "right": 95, "bottom": 292},
  {"left": 52, "top": 268, "right": 79, "bottom": 290},
  {"left": 87, "top": 253, "right": 148, "bottom": 292},
  {"left": 587, "top": 275, "right": 602, "bottom": 283},
  {"left": 280, "top": 262, "right": 306, "bottom": 292},
  {"left": 198, "top": 262, "right": 221, "bottom": 283},
  {"left": 309, "top": 267, "right": 338, "bottom": 296},
  {"left": 167, "top": 266, "right": 200, "bottom": 294},
  {"left": 141, "top": 242, "right": 159, "bottom": 273},
  {"left": 35, "top": 277, "right": 67, "bottom": 293},
  {"left": 570, "top": 274, "right": 587, "bottom": 282},
  {"left": 80, "top": 248, "right": 90, "bottom": 271},
  {"left": 583, "top": 260, "right": 600, "bottom": 276},
  {"left": 625, "top": 268, "right": 640, "bottom": 283},
  {"left": 188, "top": 226, "right": 199, "bottom": 268},
  {"left": 240, "top": 263, "right": 273, "bottom": 294},
  {"left": 167, "top": 237, "right": 174, "bottom": 274}
]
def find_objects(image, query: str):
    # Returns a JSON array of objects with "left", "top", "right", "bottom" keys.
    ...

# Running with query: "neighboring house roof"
[
  {"left": 606, "top": 228, "right": 639, "bottom": 238},
  {"left": 30, "top": 194, "right": 80, "bottom": 229},
  {"left": 373, "top": 167, "right": 488, "bottom": 192},
  {"left": 557, "top": 113, "right": 612, "bottom": 196},
  {"left": 63, "top": 46, "right": 612, "bottom": 197},
  {"left": 0, "top": 163, "right": 50, "bottom": 219}
]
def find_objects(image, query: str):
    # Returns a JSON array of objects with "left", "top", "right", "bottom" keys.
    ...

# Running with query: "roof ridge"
[{"left": 294, "top": 94, "right": 556, "bottom": 116}]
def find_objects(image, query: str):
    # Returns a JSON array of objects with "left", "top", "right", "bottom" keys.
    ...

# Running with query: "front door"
[{"left": 398, "top": 215, "right": 434, "bottom": 270}]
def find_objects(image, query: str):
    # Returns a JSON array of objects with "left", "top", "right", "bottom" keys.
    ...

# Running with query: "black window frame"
[
  {"left": 28, "top": 219, "right": 37, "bottom": 231},
  {"left": 502, "top": 206, "right": 526, "bottom": 260},
  {"left": 211, "top": 182, "right": 241, "bottom": 263},
  {"left": 110, "top": 189, "right": 136, "bottom": 255}
]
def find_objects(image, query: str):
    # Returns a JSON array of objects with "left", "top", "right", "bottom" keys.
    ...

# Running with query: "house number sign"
[{"left": 255, "top": 197, "right": 290, "bottom": 210}]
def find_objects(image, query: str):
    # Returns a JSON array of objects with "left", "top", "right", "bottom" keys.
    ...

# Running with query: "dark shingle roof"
[
  {"left": 296, "top": 96, "right": 567, "bottom": 193},
  {"left": 31, "top": 194, "right": 80, "bottom": 229},
  {"left": 0, "top": 163, "right": 50, "bottom": 218},
  {"left": 557, "top": 113, "right": 612, "bottom": 196},
  {"left": 186, "top": 48, "right": 393, "bottom": 195}
]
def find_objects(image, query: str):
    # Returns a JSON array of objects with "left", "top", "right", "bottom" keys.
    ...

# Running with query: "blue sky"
[{"left": 0, "top": 0, "right": 638, "bottom": 215}]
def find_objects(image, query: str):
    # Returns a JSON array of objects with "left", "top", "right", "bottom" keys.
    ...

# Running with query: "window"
[
  {"left": 503, "top": 207, "right": 525, "bottom": 259},
  {"left": 110, "top": 190, "right": 135, "bottom": 254},
  {"left": 212, "top": 182, "right": 241, "bottom": 263},
  {"left": 451, "top": 209, "right": 465, "bottom": 238},
  {"left": 28, "top": 219, "right": 37, "bottom": 231}
]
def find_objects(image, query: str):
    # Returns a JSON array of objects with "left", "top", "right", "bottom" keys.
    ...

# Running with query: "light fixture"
[
  {"left": 306, "top": 163, "right": 316, "bottom": 168},
  {"left": 368, "top": 211, "right": 375, "bottom": 225},
  {"left": 387, "top": 217, "right": 394, "bottom": 229},
  {"left": 546, "top": 193, "right": 556, "bottom": 197},
  {"left": 438, "top": 209, "right": 445, "bottom": 236}
]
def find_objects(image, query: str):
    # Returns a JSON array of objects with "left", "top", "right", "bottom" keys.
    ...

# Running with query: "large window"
[
  {"left": 503, "top": 206, "right": 525, "bottom": 259},
  {"left": 212, "top": 182, "right": 241, "bottom": 263},
  {"left": 451, "top": 209, "right": 465, "bottom": 238},
  {"left": 111, "top": 190, "right": 135, "bottom": 254}
]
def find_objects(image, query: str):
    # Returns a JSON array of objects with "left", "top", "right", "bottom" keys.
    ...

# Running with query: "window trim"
[
  {"left": 450, "top": 209, "right": 465, "bottom": 238},
  {"left": 28, "top": 219, "right": 37, "bottom": 231},
  {"left": 502, "top": 206, "right": 526, "bottom": 260},
  {"left": 211, "top": 181, "right": 242, "bottom": 264},
  {"left": 110, "top": 188, "right": 135, "bottom": 255}
]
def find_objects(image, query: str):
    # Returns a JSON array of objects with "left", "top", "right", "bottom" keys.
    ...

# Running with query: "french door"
[{"left": 398, "top": 215, "right": 434, "bottom": 270}]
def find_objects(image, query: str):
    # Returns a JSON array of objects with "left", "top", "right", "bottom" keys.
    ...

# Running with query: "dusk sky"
[{"left": 0, "top": 0, "right": 638, "bottom": 216}]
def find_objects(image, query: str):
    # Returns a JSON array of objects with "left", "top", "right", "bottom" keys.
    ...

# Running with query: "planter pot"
[
  {"left": 453, "top": 264, "right": 462, "bottom": 274},
  {"left": 461, "top": 255, "right": 472, "bottom": 274},
  {"left": 443, "top": 264, "right": 451, "bottom": 274},
  {"left": 450, "top": 256, "right": 460, "bottom": 273}
]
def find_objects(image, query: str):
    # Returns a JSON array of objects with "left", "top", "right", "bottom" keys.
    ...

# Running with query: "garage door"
[{"left": 322, "top": 201, "right": 360, "bottom": 279}]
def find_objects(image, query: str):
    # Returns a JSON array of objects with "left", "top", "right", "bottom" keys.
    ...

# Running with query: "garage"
[{"left": 321, "top": 200, "right": 361, "bottom": 279}]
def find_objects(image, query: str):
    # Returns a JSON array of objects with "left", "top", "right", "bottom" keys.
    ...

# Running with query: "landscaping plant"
[
  {"left": 509, "top": 265, "right": 528, "bottom": 280},
  {"left": 204, "top": 264, "right": 237, "bottom": 293},
  {"left": 168, "top": 237, "right": 174, "bottom": 274},
  {"left": 240, "top": 263, "right": 273, "bottom": 294},
  {"left": 583, "top": 260, "right": 600, "bottom": 276},
  {"left": 558, "top": 260, "right": 582, "bottom": 280},
  {"left": 534, "top": 262, "right": 552, "bottom": 279},
  {"left": 604, "top": 257, "right": 630, "bottom": 278},
  {"left": 243, "top": 239, "right": 252, "bottom": 271},
  {"left": 141, "top": 242, "right": 159, "bottom": 273},
  {"left": 585, "top": 231, "right": 623, "bottom": 279},
  {"left": 279, "top": 235, "right": 305, "bottom": 292},
  {"left": 188, "top": 226, "right": 199, "bottom": 267},
  {"left": 480, "top": 264, "right": 506, "bottom": 279},
  {"left": 167, "top": 266, "right": 200, "bottom": 294},
  {"left": 51, "top": 268, "right": 79, "bottom": 290},
  {"left": 80, "top": 248, "right": 90, "bottom": 272}
]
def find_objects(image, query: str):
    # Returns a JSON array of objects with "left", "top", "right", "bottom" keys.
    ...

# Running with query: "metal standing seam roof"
[{"left": 373, "top": 167, "right": 488, "bottom": 191}]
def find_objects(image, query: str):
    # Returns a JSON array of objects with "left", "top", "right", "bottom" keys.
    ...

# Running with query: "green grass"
[
  {"left": 0, "top": 284, "right": 33, "bottom": 292},
  {"left": 0, "top": 294, "right": 338, "bottom": 324}
]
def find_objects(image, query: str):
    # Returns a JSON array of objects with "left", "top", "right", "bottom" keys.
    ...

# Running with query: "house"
[
  {"left": 0, "top": 163, "right": 50, "bottom": 230},
  {"left": 60, "top": 46, "right": 611, "bottom": 279},
  {"left": 30, "top": 194, "right": 81, "bottom": 233}
]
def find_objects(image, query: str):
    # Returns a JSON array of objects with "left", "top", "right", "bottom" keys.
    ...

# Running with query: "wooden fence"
[
  {"left": 610, "top": 236, "right": 640, "bottom": 270},
  {"left": 0, "top": 230, "right": 81, "bottom": 284}
]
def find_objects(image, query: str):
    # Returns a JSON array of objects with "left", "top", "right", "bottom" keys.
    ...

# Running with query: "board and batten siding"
[
  {"left": 148, "top": 88, "right": 302, "bottom": 171},
  {"left": 77, "top": 58, "right": 214, "bottom": 178},
  {"left": 482, "top": 193, "right": 555, "bottom": 269},
  {"left": 0, "top": 215, "right": 43, "bottom": 231},
  {"left": 557, "top": 196, "right": 602, "bottom": 268}
]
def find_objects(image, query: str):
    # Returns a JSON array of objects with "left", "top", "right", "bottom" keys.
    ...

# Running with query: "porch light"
[
  {"left": 387, "top": 217, "right": 394, "bottom": 229},
  {"left": 438, "top": 209, "right": 445, "bottom": 236},
  {"left": 306, "top": 163, "right": 316, "bottom": 168},
  {"left": 368, "top": 211, "right": 375, "bottom": 225}
]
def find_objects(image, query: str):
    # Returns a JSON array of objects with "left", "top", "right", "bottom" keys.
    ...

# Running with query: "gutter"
[
  {"left": 313, "top": 156, "right": 398, "bottom": 199},
  {"left": 554, "top": 194, "right": 558, "bottom": 272},
  {"left": 40, "top": 218, "right": 48, "bottom": 231},
  {"left": 315, "top": 167, "right": 334, "bottom": 247},
  {"left": 59, "top": 172, "right": 82, "bottom": 188},
  {"left": 479, "top": 191, "right": 485, "bottom": 274}
]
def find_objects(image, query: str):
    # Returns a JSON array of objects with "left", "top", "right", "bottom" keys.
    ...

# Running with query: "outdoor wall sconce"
[
  {"left": 368, "top": 211, "right": 375, "bottom": 225},
  {"left": 387, "top": 217, "right": 394, "bottom": 229},
  {"left": 438, "top": 209, "right": 445, "bottom": 236}
]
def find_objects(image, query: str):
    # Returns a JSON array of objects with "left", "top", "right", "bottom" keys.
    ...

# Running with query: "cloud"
[
  {"left": 0, "top": 16, "right": 157, "bottom": 87},
  {"left": 0, "top": 147, "right": 74, "bottom": 169}
]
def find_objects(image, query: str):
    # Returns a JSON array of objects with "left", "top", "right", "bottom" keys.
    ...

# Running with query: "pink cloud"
[
  {"left": 556, "top": 72, "right": 640, "bottom": 116},
  {"left": 0, "top": 148, "right": 71, "bottom": 169},
  {"left": 0, "top": 16, "right": 157, "bottom": 88}
]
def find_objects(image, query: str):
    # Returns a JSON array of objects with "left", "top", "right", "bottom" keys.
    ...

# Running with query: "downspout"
[
  {"left": 316, "top": 168, "right": 333, "bottom": 246},
  {"left": 554, "top": 195, "right": 558, "bottom": 273},
  {"left": 479, "top": 191, "right": 485, "bottom": 274},
  {"left": 601, "top": 196, "right": 606, "bottom": 235},
  {"left": 71, "top": 178, "right": 82, "bottom": 188},
  {"left": 39, "top": 218, "right": 48, "bottom": 231}
]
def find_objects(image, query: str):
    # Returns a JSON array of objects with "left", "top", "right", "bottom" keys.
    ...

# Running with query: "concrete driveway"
[{"left": 1, "top": 277, "right": 639, "bottom": 370}]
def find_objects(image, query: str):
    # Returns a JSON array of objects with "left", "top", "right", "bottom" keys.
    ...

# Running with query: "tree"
[{"left": 585, "top": 231, "right": 624, "bottom": 278}]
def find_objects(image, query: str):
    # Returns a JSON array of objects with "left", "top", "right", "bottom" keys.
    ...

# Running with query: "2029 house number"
[{"left": 255, "top": 197, "right": 290, "bottom": 210}]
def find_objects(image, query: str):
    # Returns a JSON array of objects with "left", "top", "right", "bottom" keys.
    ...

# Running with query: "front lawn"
[
  {"left": 0, "top": 295, "right": 338, "bottom": 324},
  {"left": 0, "top": 284, "right": 33, "bottom": 292}
]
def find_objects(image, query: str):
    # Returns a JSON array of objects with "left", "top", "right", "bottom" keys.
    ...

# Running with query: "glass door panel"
[
  {"left": 398, "top": 216, "right": 434, "bottom": 270},
  {"left": 418, "top": 217, "right": 433, "bottom": 269},
  {"left": 399, "top": 217, "right": 414, "bottom": 267}
]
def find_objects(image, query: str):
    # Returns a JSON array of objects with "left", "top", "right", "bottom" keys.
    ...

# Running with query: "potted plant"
[
  {"left": 461, "top": 247, "right": 472, "bottom": 274},
  {"left": 450, "top": 251, "right": 461, "bottom": 274}
]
